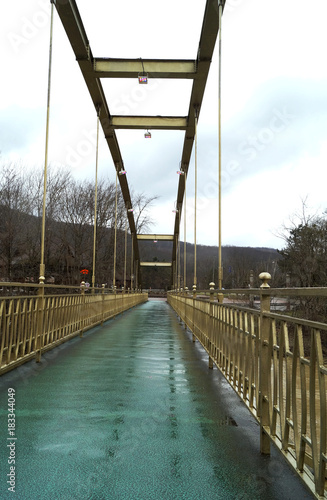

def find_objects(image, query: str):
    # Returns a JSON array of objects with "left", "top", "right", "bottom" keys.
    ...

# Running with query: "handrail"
[
  {"left": 0, "top": 284, "right": 147, "bottom": 375},
  {"left": 168, "top": 281, "right": 327, "bottom": 498},
  {"left": 169, "top": 286, "right": 327, "bottom": 296},
  {"left": 0, "top": 282, "right": 143, "bottom": 300}
]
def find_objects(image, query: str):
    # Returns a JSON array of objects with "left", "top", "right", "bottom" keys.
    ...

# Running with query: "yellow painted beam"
[
  {"left": 137, "top": 234, "right": 174, "bottom": 241},
  {"left": 94, "top": 58, "right": 196, "bottom": 79},
  {"left": 140, "top": 262, "right": 172, "bottom": 267},
  {"left": 111, "top": 116, "right": 187, "bottom": 130}
]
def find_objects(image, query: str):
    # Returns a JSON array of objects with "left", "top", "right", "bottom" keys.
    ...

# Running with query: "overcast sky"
[{"left": 2, "top": 0, "right": 327, "bottom": 250}]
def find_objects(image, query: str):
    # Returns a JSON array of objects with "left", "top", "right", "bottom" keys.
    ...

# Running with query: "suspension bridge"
[{"left": 0, "top": 1, "right": 326, "bottom": 499}]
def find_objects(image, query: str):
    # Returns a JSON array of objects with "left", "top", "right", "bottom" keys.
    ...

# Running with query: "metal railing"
[
  {"left": 0, "top": 282, "right": 147, "bottom": 375},
  {"left": 168, "top": 279, "right": 327, "bottom": 498}
]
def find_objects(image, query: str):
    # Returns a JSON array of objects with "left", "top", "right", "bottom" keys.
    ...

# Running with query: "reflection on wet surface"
[{"left": 0, "top": 300, "right": 312, "bottom": 500}]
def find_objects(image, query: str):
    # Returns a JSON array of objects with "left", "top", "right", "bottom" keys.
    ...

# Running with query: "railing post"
[
  {"left": 259, "top": 271, "right": 271, "bottom": 454},
  {"left": 80, "top": 281, "right": 85, "bottom": 337},
  {"left": 121, "top": 286, "right": 125, "bottom": 315},
  {"left": 36, "top": 278, "right": 45, "bottom": 363},
  {"left": 184, "top": 287, "right": 188, "bottom": 329},
  {"left": 101, "top": 283, "right": 105, "bottom": 325},
  {"left": 209, "top": 282, "right": 215, "bottom": 369},
  {"left": 113, "top": 285, "right": 117, "bottom": 317},
  {"left": 286, "top": 272, "right": 291, "bottom": 309},
  {"left": 249, "top": 269, "right": 254, "bottom": 308},
  {"left": 192, "top": 285, "right": 196, "bottom": 342}
]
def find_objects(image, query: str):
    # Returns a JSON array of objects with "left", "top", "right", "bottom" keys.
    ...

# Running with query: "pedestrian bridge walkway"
[{"left": 0, "top": 300, "right": 311, "bottom": 500}]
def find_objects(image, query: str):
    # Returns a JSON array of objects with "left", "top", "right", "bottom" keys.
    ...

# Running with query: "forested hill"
[
  {"left": 0, "top": 161, "right": 281, "bottom": 288},
  {"left": 139, "top": 240, "right": 281, "bottom": 290},
  {"left": 0, "top": 198, "right": 281, "bottom": 288}
]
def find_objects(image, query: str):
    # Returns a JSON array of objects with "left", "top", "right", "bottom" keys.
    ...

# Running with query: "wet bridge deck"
[{"left": 0, "top": 300, "right": 312, "bottom": 499}]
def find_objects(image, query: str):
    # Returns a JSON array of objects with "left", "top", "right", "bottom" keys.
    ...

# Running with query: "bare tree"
[
  {"left": 0, "top": 163, "right": 31, "bottom": 278},
  {"left": 131, "top": 192, "right": 158, "bottom": 233},
  {"left": 274, "top": 196, "right": 319, "bottom": 244},
  {"left": 277, "top": 199, "right": 327, "bottom": 321},
  {"left": 0, "top": 161, "right": 159, "bottom": 284},
  {"left": 23, "top": 165, "right": 73, "bottom": 279}
]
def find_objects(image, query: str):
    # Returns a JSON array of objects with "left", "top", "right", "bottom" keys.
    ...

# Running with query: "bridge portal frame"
[{"left": 53, "top": 0, "right": 225, "bottom": 286}]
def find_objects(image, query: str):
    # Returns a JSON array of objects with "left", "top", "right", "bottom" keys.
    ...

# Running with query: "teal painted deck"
[{"left": 0, "top": 300, "right": 311, "bottom": 499}]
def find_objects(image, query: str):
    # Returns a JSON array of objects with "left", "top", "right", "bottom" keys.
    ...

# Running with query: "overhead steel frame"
[{"left": 53, "top": 0, "right": 223, "bottom": 288}]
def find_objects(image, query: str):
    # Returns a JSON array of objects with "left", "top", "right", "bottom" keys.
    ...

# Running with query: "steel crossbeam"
[{"left": 94, "top": 58, "right": 196, "bottom": 79}]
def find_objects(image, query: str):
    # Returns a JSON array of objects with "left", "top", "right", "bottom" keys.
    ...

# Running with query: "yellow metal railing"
[
  {"left": 168, "top": 284, "right": 327, "bottom": 498},
  {"left": 0, "top": 283, "right": 147, "bottom": 375}
]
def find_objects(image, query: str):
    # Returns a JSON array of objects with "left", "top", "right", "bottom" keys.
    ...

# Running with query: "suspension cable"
[
  {"left": 218, "top": 1, "right": 223, "bottom": 292},
  {"left": 113, "top": 170, "right": 118, "bottom": 291},
  {"left": 184, "top": 171, "right": 187, "bottom": 289},
  {"left": 175, "top": 233, "right": 178, "bottom": 290},
  {"left": 131, "top": 233, "right": 134, "bottom": 291},
  {"left": 124, "top": 215, "right": 127, "bottom": 290},
  {"left": 178, "top": 207, "right": 181, "bottom": 290},
  {"left": 193, "top": 107, "right": 198, "bottom": 289},
  {"left": 39, "top": 2, "right": 54, "bottom": 283},
  {"left": 92, "top": 107, "right": 100, "bottom": 292}
]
